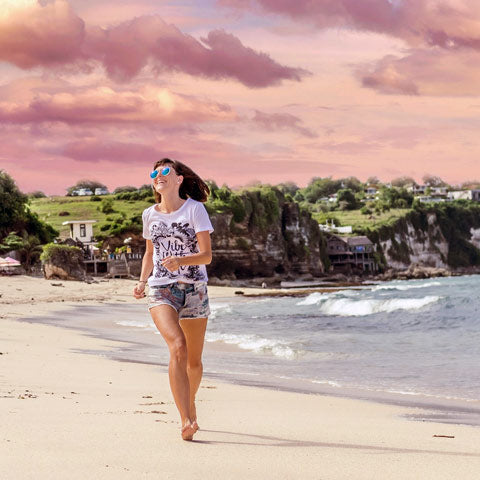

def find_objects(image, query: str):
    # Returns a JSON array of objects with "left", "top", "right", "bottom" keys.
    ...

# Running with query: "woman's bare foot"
[
  {"left": 190, "top": 402, "right": 199, "bottom": 430},
  {"left": 181, "top": 420, "right": 196, "bottom": 441}
]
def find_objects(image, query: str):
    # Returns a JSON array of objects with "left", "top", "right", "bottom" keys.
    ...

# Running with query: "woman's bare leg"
[
  {"left": 150, "top": 305, "right": 196, "bottom": 440},
  {"left": 179, "top": 317, "right": 208, "bottom": 427}
]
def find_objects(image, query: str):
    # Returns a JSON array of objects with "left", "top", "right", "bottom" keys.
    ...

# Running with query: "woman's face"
[{"left": 152, "top": 165, "right": 182, "bottom": 193}]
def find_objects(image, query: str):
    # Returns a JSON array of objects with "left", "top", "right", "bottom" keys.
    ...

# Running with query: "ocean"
[{"left": 21, "top": 274, "right": 480, "bottom": 421}]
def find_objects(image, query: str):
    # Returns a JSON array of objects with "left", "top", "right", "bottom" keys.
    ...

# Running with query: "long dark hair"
[{"left": 152, "top": 158, "right": 210, "bottom": 203}]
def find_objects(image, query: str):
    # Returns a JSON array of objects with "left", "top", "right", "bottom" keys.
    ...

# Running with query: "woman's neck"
[{"left": 157, "top": 192, "right": 186, "bottom": 213}]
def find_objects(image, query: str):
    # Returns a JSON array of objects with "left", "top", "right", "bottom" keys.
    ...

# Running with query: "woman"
[{"left": 133, "top": 158, "right": 214, "bottom": 441}]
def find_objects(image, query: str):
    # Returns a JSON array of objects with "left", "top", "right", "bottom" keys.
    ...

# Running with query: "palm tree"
[{"left": 19, "top": 234, "right": 43, "bottom": 273}]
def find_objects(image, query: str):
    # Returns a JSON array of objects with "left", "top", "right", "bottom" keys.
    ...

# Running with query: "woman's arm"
[
  {"left": 162, "top": 231, "right": 212, "bottom": 272},
  {"left": 133, "top": 240, "right": 154, "bottom": 298}
]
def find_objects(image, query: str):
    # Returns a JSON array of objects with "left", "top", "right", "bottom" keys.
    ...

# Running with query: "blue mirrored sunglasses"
[{"left": 150, "top": 166, "right": 171, "bottom": 179}]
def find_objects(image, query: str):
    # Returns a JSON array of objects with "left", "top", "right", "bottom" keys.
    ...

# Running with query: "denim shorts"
[{"left": 148, "top": 282, "right": 210, "bottom": 319}]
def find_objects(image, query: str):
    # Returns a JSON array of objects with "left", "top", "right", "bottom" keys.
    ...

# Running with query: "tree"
[
  {"left": 341, "top": 176, "right": 363, "bottom": 192},
  {"left": 28, "top": 190, "right": 46, "bottom": 198},
  {"left": 422, "top": 174, "right": 447, "bottom": 187},
  {"left": 461, "top": 180, "right": 480, "bottom": 190},
  {"left": 300, "top": 177, "right": 343, "bottom": 203},
  {"left": 18, "top": 234, "right": 43, "bottom": 273},
  {"left": 336, "top": 189, "right": 358, "bottom": 210},
  {"left": 391, "top": 176, "right": 416, "bottom": 188},
  {"left": 0, "top": 171, "right": 57, "bottom": 270},
  {"left": 113, "top": 186, "right": 137, "bottom": 194},
  {"left": 366, "top": 176, "right": 381, "bottom": 185},
  {"left": 66, "top": 179, "right": 107, "bottom": 196},
  {"left": 277, "top": 181, "right": 299, "bottom": 196},
  {"left": 0, "top": 232, "right": 23, "bottom": 253},
  {"left": 0, "top": 170, "right": 28, "bottom": 238},
  {"left": 378, "top": 186, "right": 413, "bottom": 208}
]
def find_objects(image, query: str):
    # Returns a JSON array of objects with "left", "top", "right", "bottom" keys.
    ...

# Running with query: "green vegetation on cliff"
[
  {"left": 1, "top": 170, "right": 57, "bottom": 269},
  {"left": 360, "top": 203, "right": 480, "bottom": 269}
]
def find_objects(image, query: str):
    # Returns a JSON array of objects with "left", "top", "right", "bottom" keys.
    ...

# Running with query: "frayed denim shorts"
[{"left": 148, "top": 282, "right": 210, "bottom": 319}]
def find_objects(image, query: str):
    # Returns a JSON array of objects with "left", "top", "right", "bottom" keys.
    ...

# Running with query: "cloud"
[
  {"left": 0, "top": 83, "right": 238, "bottom": 126},
  {"left": 219, "top": 1, "right": 480, "bottom": 95},
  {"left": 0, "top": 0, "right": 85, "bottom": 68},
  {"left": 359, "top": 48, "right": 480, "bottom": 96},
  {"left": 61, "top": 139, "right": 161, "bottom": 163},
  {"left": 219, "top": 0, "right": 480, "bottom": 50},
  {"left": 0, "top": 0, "right": 308, "bottom": 88},
  {"left": 251, "top": 110, "right": 317, "bottom": 137}
]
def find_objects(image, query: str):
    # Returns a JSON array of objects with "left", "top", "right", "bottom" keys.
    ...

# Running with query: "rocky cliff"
[
  {"left": 367, "top": 204, "right": 480, "bottom": 272},
  {"left": 207, "top": 189, "right": 328, "bottom": 280}
]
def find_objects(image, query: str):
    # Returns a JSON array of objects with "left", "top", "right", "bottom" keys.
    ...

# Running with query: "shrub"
[
  {"left": 99, "top": 197, "right": 115, "bottom": 214},
  {"left": 40, "top": 244, "right": 83, "bottom": 264}
]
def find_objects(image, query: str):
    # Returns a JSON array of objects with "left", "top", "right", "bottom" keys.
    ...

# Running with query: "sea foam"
[
  {"left": 372, "top": 281, "right": 441, "bottom": 292},
  {"left": 297, "top": 293, "right": 441, "bottom": 316},
  {"left": 205, "top": 331, "right": 300, "bottom": 359}
]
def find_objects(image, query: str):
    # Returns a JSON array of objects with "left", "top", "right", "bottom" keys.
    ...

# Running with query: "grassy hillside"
[
  {"left": 312, "top": 208, "right": 411, "bottom": 233},
  {"left": 29, "top": 195, "right": 154, "bottom": 238},
  {"left": 31, "top": 192, "right": 413, "bottom": 241}
]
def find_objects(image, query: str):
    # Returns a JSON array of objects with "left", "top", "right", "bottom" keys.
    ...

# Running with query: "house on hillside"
[
  {"left": 417, "top": 196, "right": 446, "bottom": 203},
  {"left": 430, "top": 186, "right": 448, "bottom": 197},
  {"left": 71, "top": 188, "right": 94, "bottom": 196},
  {"left": 407, "top": 184, "right": 426, "bottom": 195},
  {"left": 62, "top": 220, "right": 97, "bottom": 245},
  {"left": 448, "top": 190, "right": 480, "bottom": 201},
  {"left": 326, "top": 234, "right": 378, "bottom": 274}
]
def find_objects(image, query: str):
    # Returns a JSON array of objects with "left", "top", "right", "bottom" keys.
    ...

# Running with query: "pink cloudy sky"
[{"left": 2, "top": 0, "right": 480, "bottom": 194}]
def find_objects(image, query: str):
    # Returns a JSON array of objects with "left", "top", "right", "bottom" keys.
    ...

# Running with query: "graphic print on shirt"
[{"left": 150, "top": 220, "right": 203, "bottom": 281}]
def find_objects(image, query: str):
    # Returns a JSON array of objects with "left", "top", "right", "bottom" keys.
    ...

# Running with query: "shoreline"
[
  {"left": 3, "top": 275, "right": 480, "bottom": 427},
  {"left": 2, "top": 276, "right": 480, "bottom": 478},
  {"left": 15, "top": 306, "right": 480, "bottom": 428}
]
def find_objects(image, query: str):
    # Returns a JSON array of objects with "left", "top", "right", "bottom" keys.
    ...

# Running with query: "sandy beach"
[{"left": 1, "top": 275, "right": 480, "bottom": 479}]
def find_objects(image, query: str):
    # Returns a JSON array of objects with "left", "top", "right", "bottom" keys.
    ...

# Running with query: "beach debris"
[
  {"left": 201, "top": 385, "right": 217, "bottom": 389},
  {"left": 139, "top": 402, "right": 165, "bottom": 406},
  {"left": 142, "top": 395, "right": 153, "bottom": 398},
  {"left": 134, "top": 410, "right": 167, "bottom": 414},
  {"left": 433, "top": 434, "right": 455, "bottom": 438},
  {"left": 50, "top": 282, "right": 64, "bottom": 287},
  {"left": 235, "top": 290, "right": 244, "bottom": 295}
]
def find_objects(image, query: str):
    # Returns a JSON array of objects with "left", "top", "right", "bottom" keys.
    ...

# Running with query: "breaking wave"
[
  {"left": 372, "top": 281, "right": 441, "bottom": 292},
  {"left": 297, "top": 293, "right": 441, "bottom": 316}
]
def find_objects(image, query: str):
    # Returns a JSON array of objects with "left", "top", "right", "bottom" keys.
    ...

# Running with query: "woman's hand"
[
  {"left": 133, "top": 282, "right": 146, "bottom": 299},
  {"left": 161, "top": 256, "right": 182, "bottom": 272}
]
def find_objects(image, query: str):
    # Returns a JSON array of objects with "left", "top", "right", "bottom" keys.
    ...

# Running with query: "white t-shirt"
[{"left": 142, "top": 198, "right": 214, "bottom": 286}]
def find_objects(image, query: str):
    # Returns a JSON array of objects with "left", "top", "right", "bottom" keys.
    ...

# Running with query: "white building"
[
  {"left": 448, "top": 190, "right": 480, "bottom": 201},
  {"left": 319, "top": 220, "right": 353, "bottom": 234},
  {"left": 430, "top": 186, "right": 448, "bottom": 196},
  {"left": 407, "top": 185, "right": 426, "bottom": 195},
  {"left": 417, "top": 196, "right": 446, "bottom": 203},
  {"left": 72, "top": 188, "right": 94, "bottom": 196},
  {"left": 95, "top": 187, "right": 109, "bottom": 195},
  {"left": 62, "top": 220, "right": 97, "bottom": 244}
]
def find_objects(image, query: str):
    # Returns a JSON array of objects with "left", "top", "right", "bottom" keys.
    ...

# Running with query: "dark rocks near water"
[{"left": 378, "top": 264, "right": 451, "bottom": 281}]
